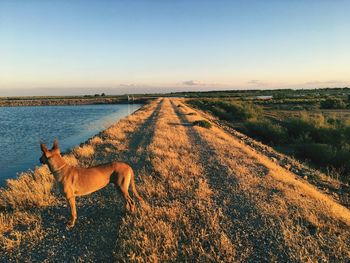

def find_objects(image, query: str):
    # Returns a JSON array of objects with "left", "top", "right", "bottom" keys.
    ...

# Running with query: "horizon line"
[{"left": 1, "top": 86, "right": 349, "bottom": 98}]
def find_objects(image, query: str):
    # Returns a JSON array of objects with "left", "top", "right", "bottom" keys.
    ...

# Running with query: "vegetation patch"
[
  {"left": 188, "top": 99, "right": 261, "bottom": 122},
  {"left": 243, "top": 119, "right": 287, "bottom": 145},
  {"left": 192, "top": 120, "right": 212, "bottom": 129},
  {"left": 320, "top": 98, "right": 347, "bottom": 109},
  {"left": 187, "top": 96, "right": 350, "bottom": 182}
]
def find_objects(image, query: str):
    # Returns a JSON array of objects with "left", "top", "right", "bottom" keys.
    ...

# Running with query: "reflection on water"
[{"left": 0, "top": 104, "right": 142, "bottom": 184}]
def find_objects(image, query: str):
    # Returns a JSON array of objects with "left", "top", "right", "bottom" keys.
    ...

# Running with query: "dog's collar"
[{"left": 53, "top": 163, "right": 67, "bottom": 174}]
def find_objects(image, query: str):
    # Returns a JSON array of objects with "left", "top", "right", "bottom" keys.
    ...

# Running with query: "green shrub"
[
  {"left": 320, "top": 98, "right": 346, "bottom": 109},
  {"left": 283, "top": 113, "right": 350, "bottom": 146},
  {"left": 294, "top": 143, "right": 350, "bottom": 177},
  {"left": 243, "top": 119, "right": 287, "bottom": 145},
  {"left": 295, "top": 143, "right": 335, "bottom": 165},
  {"left": 212, "top": 105, "right": 234, "bottom": 121},
  {"left": 284, "top": 118, "right": 317, "bottom": 143},
  {"left": 187, "top": 99, "right": 262, "bottom": 122},
  {"left": 193, "top": 120, "right": 212, "bottom": 129},
  {"left": 291, "top": 105, "right": 305, "bottom": 110},
  {"left": 215, "top": 101, "right": 261, "bottom": 121}
]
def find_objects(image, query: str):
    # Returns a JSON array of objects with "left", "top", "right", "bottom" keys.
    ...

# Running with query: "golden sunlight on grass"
[
  {"left": 175, "top": 98, "right": 350, "bottom": 261},
  {"left": 73, "top": 144, "right": 95, "bottom": 158},
  {"left": 1, "top": 98, "right": 349, "bottom": 261},
  {"left": 0, "top": 101, "right": 160, "bottom": 255},
  {"left": 114, "top": 99, "right": 236, "bottom": 261},
  {"left": 0, "top": 166, "right": 55, "bottom": 210}
]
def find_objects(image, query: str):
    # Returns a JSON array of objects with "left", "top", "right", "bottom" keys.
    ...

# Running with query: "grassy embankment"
[
  {"left": 1, "top": 98, "right": 350, "bottom": 261},
  {"left": 187, "top": 98, "right": 350, "bottom": 183}
]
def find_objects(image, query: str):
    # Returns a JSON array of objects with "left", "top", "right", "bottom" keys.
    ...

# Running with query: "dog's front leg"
[{"left": 67, "top": 197, "right": 77, "bottom": 228}]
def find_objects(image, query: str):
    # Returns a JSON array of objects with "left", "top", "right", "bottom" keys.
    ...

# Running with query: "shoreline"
[
  {"left": 0, "top": 97, "right": 150, "bottom": 107},
  {"left": 0, "top": 102, "right": 146, "bottom": 187}
]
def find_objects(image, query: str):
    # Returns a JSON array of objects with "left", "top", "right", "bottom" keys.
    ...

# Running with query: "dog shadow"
[{"left": 30, "top": 186, "right": 125, "bottom": 261}]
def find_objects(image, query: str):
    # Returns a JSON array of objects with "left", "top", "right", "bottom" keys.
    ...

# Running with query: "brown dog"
[{"left": 40, "top": 139, "right": 142, "bottom": 228}]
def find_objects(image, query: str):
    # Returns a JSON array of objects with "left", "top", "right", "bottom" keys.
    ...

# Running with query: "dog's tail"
[{"left": 131, "top": 170, "right": 143, "bottom": 202}]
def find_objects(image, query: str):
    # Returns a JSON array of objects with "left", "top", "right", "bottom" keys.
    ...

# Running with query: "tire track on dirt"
[
  {"left": 125, "top": 99, "right": 164, "bottom": 173},
  {"left": 114, "top": 99, "right": 238, "bottom": 261},
  {"left": 164, "top": 99, "right": 237, "bottom": 261},
  {"left": 90, "top": 99, "right": 163, "bottom": 165},
  {"left": 170, "top": 100, "right": 292, "bottom": 262}
]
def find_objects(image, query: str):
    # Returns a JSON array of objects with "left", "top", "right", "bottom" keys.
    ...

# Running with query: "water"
[{"left": 0, "top": 104, "right": 142, "bottom": 185}]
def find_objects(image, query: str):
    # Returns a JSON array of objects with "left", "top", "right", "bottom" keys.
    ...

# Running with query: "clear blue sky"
[{"left": 0, "top": 0, "right": 349, "bottom": 95}]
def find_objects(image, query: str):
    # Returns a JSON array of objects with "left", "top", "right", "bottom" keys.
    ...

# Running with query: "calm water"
[{"left": 0, "top": 104, "right": 142, "bottom": 185}]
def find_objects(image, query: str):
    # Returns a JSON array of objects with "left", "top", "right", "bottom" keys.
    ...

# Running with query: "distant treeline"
[{"left": 175, "top": 87, "right": 350, "bottom": 99}]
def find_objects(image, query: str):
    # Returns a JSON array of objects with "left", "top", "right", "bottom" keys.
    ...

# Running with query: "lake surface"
[{"left": 0, "top": 104, "right": 142, "bottom": 185}]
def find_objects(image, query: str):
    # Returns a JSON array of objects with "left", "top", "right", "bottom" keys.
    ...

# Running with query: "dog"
[{"left": 40, "top": 139, "right": 142, "bottom": 228}]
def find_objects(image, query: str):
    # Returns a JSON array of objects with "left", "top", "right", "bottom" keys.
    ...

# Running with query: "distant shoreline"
[{"left": 0, "top": 96, "right": 151, "bottom": 107}]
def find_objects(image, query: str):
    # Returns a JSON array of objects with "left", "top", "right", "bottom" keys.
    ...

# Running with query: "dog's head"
[{"left": 40, "top": 139, "right": 61, "bottom": 165}]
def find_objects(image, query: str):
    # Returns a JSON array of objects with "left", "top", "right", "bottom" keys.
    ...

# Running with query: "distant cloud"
[
  {"left": 182, "top": 80, "right": 202, "bottom": 86},
  {"left": 305, "top": 80, "right": 348, "bottom": 86},
  {"left": 248, "top": 80, "right": 267, "bottom": 86},
  {"left": 119, "top": 83, "right": 137, "bottom": 87}
]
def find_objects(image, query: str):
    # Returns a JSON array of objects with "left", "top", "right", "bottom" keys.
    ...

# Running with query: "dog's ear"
[
  {"left": 40, "top": 143, "right": 48, "bottom": 153},
  {"left": 52, "top": 139, "right": 59, "bottom": 150}
]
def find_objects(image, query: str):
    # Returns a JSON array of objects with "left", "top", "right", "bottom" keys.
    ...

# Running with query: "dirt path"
[
  {"left": 171, "top": 99, "right": 350, "bottom": 261},
  {"left": 170, "top": 100, "right": 291, "bottom": 261},
  {"left": 1, "top": 98, "right": 350, "bottom": 262}
]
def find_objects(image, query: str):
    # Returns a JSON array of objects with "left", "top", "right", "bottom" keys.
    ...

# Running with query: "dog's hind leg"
[
  {"left": 130, "top": 170, "right": 143, "bottom": 202},
  {"left": 121, "top": 191, "right": 135, "bottom": 212},
  {"left": 119, "top": 177, "right": 136, "bottom": 212},
  {"left": 111, "top": 170, "right": 136, "bottom": 212}
]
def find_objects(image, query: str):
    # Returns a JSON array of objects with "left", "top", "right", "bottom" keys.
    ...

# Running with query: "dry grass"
[
  {"left": 0, "top": 100, "right": 159, "bottom": 255},
  {"left": 1, "top": 98, "right": 350, "bottom": 261},
  {"left": 175, "top": 99, "right": 350, "bottom": 261},
  {"left": 114, "top": 99, "right": 237, "bottom": 261},
  {"left": 73, "top": 144, "right": 95, "bottom": 158},
  {"left": 0, "top": 211, "right": 43, "bottom": 251},
  {"left": 0, "top": 166, "right": 55, "bottom": 210}
]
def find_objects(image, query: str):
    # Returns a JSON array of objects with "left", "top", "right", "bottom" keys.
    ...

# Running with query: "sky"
[{"left": 0, "top": 0, "right": 349, "bottom": 96}]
